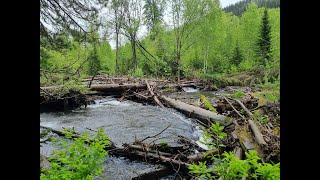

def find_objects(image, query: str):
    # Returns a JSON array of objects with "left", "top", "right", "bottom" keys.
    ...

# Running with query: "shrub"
[
  {"left": 40, "top": 128, "right": 110, "bottom": 180},
  {"left": 200, "top": 95, "right": 217, "bottom": 112}
]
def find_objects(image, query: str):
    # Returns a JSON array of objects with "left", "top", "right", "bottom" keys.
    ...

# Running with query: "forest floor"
[{"left": 40, "top": 74, "right": 280, "bottom": 179}]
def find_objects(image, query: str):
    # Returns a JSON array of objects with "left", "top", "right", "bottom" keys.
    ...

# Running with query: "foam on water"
[{"left": 182, "top": 87, "right": 199, "bottom": 92}]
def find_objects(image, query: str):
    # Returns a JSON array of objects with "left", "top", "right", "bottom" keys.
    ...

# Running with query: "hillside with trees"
[
  {"left": 40, "top": 0, "right": 280, "bottom": 179},
  {"left": 223, "top": 0, "right": 280, "bottom": 16}
]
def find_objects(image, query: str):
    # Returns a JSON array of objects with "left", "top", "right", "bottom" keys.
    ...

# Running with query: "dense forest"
[
  {"left": 223, "top": 0, "right": 280, "bottom": 16},
  {"left": 40, "top": 0, "right": 279, "bottom": 86},
  {"left": 40, "top": 0, "right": 280, "bottom": 179}
]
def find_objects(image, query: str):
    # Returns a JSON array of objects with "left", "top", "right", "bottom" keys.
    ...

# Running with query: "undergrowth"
[
  {"left": 189, "top": 123, "right": 280, "bottom": 179},
  {"left": 231, "top": 90, "right": 246, "bottom": 99},
  {"left": 254, "top": 80, "right": 279, "bottom": 105},
  {"left": 200, "top": 95, "right": 217, "bottom": 112},
  {"left": 40, "top": 128, "right": 110, "bottom": 180}
]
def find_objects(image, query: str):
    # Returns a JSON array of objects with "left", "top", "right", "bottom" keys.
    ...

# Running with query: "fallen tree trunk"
[
  {"left": 145, "top": 80, "right": 164, "bottom": 107},
  {"left": 41, "top": 126, "right": 190, "bottom": 170},
  {"left": 90, "top": 83, "right": 152, "bottom": 94},
  {"left": 233, "top": 99, "right": 267, "bottom": 146},
  {"left": 114, "top": 147, "right": 190, "bottom": 169},
  {"left": 248, "top": 119, "right": 267, "bottom": 146},
  {"left": 160, "top": 96, "right": 231, "bottom": 126}
]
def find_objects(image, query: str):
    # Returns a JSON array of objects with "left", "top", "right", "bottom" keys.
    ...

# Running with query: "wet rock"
[{"left": 40, "top": 154, "right": 50, "bottom": 170}]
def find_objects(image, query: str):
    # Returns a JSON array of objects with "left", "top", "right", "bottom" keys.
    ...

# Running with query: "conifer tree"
[
  {"left": 231, "top": 43, "right": 243, "bottom": 65},
  {"left": 257, "top": 8, "right": 272, "bottom": 64}
]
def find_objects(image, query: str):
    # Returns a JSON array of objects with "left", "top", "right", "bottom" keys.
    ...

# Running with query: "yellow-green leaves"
[{"left": 200, "top": 95, "right": 217, "bottom": 112}]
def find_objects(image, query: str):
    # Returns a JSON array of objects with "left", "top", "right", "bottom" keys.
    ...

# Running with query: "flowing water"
[{"left": 40, "top": 96, "right": 204, "bottom": 179}]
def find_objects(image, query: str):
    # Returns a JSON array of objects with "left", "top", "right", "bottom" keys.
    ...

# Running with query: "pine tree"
[
  {"left": 257, "top": 8, "right": 272, "bottom": 65},
  {"left": 231, "top": 43, "right": 243, "bottom": 65}
]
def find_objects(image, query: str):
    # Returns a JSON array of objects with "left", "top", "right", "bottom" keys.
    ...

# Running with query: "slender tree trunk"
[
  {"left": 175, "top": 33, "right": 181, "bottom": 83},
  {"left": 130, "top": 35, "right": 137, "bottom": 70},
  {"left": 115, "top": 30, "right": 119, "bottom": 74},
  {"left": 177, "top": 51, "right": 180, "bottom": 83}
]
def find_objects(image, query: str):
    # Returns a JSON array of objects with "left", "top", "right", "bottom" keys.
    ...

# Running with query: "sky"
[{"left": 220, "top": 0, "right": 242, "bottom": 8}]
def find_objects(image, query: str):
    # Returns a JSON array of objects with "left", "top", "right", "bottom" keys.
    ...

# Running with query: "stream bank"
[{"left": 40, "top": 76, "right": 280, "bottom": 179}]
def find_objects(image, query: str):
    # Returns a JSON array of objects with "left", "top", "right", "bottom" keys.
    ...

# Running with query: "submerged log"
[{"left": 160, "top": 96, "right": 231, "bottom": 126}]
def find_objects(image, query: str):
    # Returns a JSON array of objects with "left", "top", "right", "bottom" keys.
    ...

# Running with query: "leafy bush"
[
  {"left": 201, "top": 122, "right": 227, "bottom": 150},
  {"left": 200, "top": 95, "right": 217, "bottom": 112},
  {"left": 189, "top": 150, "right": 280, "bottom": 180},
  {"left": 40, "top": 128, "right": 110, "bottom": 180},
  {"left": 130, "top": 67, "right": 144, "bottom": 77},
  {"left": 189, "top": 122, "right": 279, "bottom": 179},
  {"left": 215, "top": 151, "right": 251, "bottom": 179},
  {"left": 188, "top": 161, "right": 214, "bottom": 179}
]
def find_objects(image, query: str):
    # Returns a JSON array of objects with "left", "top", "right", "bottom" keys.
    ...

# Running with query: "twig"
[
  {"left": 140, "top": 124, "right": 171, "bottom": 142},
  {"left": 234, "top": 99, "right": 253, "bottom": 117},
  {"left": 231, "top": 98, "right": 267, "bottom": 146},
  {"left": 222, "top": 96, "right": 245, "bottom": 120},
  {"left": 85, "top": 127, "right": 97, "bottom": 132},
  {"left": 145, "top": 79, "right": 164, "bottom": 107}
]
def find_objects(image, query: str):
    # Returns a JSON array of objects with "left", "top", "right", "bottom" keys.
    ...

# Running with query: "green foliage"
[
  {"left": 41, "top": 0, "right": 279, "bottom": 81},
  {"left": 188, "top": 161, "right": 214, "bottom": 179},
  {"left": 254, "top": 79, "right": 280, "bottom": 105},
  {"left": 216, "top": 151, "right": 280, "bottom": 179},
  {"left": 231, "top": 43, "right": 244, "bottom": 66},
  {"left": 253, "top": 110, "right": 269, "bottom": 124},
  {"left": 40, "top": 128, "right": 110, "bottom": 180},
  {"left": 189, "top": 150, "right": 280, "bottom": 179},
  {"left": 158, "top": 140, "right": 169, "bottom": 150},
  {"left": 130, "top": 67, "right": 144, "bottom": 77},
  {"left": 201, "top": 122, "right": 227, "bottom": 150},
  {"left": 200, "top": 95, "right": 217, "bottom": 112},
  {"left": 257, "top": 8, "right": 272, "bottom": 64},
  {"left": 224, "top": 0, "right": 280, "bottom": 16},
  {"left": 231, "top": 90, "right": 246, "bottom": 99},
  {"left": 256, "top": 162, "right": 280, "bottom": 179},
  {"left": 215, "top": 151, "right": 251, "bottom": 179},
  {"left": 88, "top": 45, "right": 102, "bottom": 76}
]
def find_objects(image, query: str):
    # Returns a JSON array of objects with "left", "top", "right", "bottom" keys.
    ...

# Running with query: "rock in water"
[{"left": 40, "top": 154, "right": 50, "bottom": 170}]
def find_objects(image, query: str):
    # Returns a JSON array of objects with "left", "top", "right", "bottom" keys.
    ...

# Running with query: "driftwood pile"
[
  {"left": 40, "top": 88, "right": 87, "bottom": 112},
  {"left": 40, "top": 125, "right": 219, "bottom": 178},
  {"left": 40, "top": 76, "right": 280, "bottom": 178}
]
